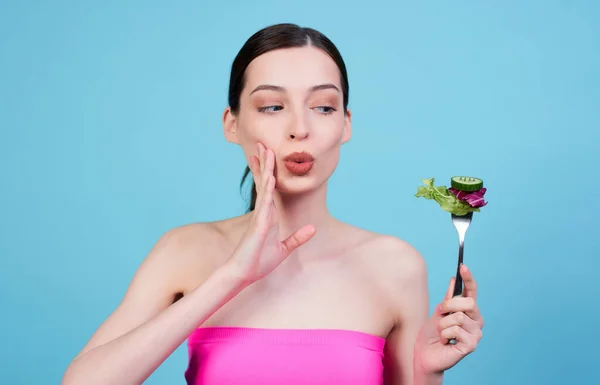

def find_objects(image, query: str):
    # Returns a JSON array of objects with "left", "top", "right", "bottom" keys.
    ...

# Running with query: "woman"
[{"left": 62, "top": 23, "right": 484, "bottom": 385}]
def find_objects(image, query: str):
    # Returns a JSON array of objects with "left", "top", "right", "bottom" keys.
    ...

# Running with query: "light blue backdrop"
[{"left": 1, "top": 1, "right": 598, "bottom": 384}]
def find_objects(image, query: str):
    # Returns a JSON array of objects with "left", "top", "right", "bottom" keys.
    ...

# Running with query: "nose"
[{"left": 286, "top": 110, "right": 310, "bottom": 140}]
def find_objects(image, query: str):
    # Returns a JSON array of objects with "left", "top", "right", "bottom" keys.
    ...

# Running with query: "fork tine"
[{"left": 450, "top": 212, "right": 473, "bottom": 296}]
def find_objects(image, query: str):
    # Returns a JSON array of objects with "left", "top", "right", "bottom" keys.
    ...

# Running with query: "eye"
[
  {"left": 258, "top": 105, "right": 283, "bottom": 113},
  {"left": 313, "top": 106, "right": 336, "bottom": 115}
]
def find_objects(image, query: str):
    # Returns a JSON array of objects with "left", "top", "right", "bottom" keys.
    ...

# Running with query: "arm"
[
  {"left": 61, "top": 227, "right": 246, "bottom": 385},
  {"left": 382, "top": 244, "right": 444, "bottom": 385},
  {"left": 62, "top": 144, "right": 316, "bottom": 385}
]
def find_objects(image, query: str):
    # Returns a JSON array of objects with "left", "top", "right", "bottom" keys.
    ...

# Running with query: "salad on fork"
[{"left": 414, "top": 176, "right": 487, "bottom": 216}]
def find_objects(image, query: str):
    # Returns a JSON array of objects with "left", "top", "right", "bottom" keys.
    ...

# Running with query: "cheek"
[
  {"left": 236, "top": 115, "right": 284, "bottom": 154},
  {"left": 315, "top": 116, "right": 346, "bottom": 149},
  {"left": 314, "top": 119, "right": 345, "bottom": 166}
]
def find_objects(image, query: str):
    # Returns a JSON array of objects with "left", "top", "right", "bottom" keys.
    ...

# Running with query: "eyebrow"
[{"left": 249, "top": 83, "right": 340, "bottom": 95}]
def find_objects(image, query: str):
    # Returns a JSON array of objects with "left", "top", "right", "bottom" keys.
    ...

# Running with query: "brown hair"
[{"left": 228, "top": 23, "right": 350, "bottom": 212}]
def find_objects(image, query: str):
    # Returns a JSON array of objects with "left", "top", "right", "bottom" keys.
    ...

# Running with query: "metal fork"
[{"left": 447, "top": 211, "right": 473, "bottom": 345}]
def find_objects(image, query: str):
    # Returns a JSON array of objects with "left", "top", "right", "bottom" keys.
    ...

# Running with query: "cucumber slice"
[{"left": 451, "top": 176, "right": 484, "bottom": 192}]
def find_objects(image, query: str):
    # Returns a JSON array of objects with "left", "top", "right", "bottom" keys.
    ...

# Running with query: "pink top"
[{"left": 184, "top": 327, "right": 386, "bottom": 384}]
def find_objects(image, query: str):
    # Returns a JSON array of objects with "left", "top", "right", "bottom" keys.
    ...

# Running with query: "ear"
[
  {"left": 341, "top": 108, "right": 352, "bottom": 144},
  {"left": 223, "top": 106, "right": 239, "bottom": 144}
]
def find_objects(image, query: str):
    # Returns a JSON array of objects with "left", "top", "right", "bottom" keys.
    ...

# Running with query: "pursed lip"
[
  {"left": 282, "top": 151, "right": 315, "bottom": 176},
  {"left": 283, "top": 151, "right": 315, "bottom": 163}
]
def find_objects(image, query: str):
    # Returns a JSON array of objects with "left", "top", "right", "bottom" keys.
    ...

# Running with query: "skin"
[{"left": 61, "top": 46, "right": 483, "bottom": 385}]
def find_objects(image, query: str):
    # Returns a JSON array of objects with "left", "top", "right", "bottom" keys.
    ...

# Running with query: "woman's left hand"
[{"left": 414, "top": 264, "right": 484, "bottom": 375}]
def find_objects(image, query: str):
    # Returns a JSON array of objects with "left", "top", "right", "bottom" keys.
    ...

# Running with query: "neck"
[{"left": 273, "top": 182, "right": 335, "bottom": 253}]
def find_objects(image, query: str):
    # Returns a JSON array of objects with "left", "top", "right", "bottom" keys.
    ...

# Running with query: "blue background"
[{"left": 1, "top": 1, "right": 599, "bottom": 384}]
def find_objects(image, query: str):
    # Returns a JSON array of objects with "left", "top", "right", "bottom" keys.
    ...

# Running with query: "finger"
[
  {"left": 460, "top": 264, "right": 477, "bottom": 300},
  {"left": 439, "top": 325, "right": 464, "bottom": 345},
  {"left": 259, "top": 145, "right": 272, "bottom": 193},
  {"left": 257, "top": 147, "right": 272, "bottom": 189},
  {"left": 255, "top": 174, "right": 275, "bottom": 226},
  {"left": 248, "top": 155, "right": 263, "bottom": 209},
  {"left": 251, "top": 142, "right": 263, "bottom": 182},
  {"left": 439, "top": 326, "right": 479, "bottom": 354},
  {"left": 440, "top": 297, "right": 482, "bottom": 323},
  {"left": 445, "top": 277, "right": 455, "bottom": 300},
  {"left": 265, "top": 147, "right": 275, "bottom": 177},
  {"left": 438, "top": 311, "right": 481, "bottom": 335},
  {"left": 248, "top": 155, "right": 261, "bottom": 183},
  {"left": 280, "top": 225, "right": 317, "bottom": 255},
  {"left": 262, "top": 147, "right": 274, "bottom": 178},
  {"left": 258, "top": 142, "right": 266, "bottom": 174},
  {"left": 260, "top": 154, "right": 270, "bottom": 192}
]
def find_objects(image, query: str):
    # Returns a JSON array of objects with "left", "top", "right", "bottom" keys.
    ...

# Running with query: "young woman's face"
[{"left": 224, "top": 46, "right": 352, "bottom": 194}]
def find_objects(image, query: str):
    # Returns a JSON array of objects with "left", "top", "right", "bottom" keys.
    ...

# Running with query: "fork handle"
[
  {"left": 452, "top": 240, "right": 465, "bottom": 297},
  {"left": 448, "top": 241, "right": 465, "bottom": 345}
]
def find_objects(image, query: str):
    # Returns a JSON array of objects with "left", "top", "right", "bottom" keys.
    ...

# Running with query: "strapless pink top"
[{"left": 184, "top": 327, "right": 386, "bottom": 384}]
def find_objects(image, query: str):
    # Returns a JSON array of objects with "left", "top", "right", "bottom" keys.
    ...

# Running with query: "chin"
[{"left": 274, "top": 172, "right": 325, "bottom": 195}]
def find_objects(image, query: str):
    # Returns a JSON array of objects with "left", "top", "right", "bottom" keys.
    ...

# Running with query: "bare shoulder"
[
  {"left": 144, "top": 222, "right": 218, "bottom": 271},
  {"left": 105, "top": 218, "right": 237, "bottom": 310},
  {"left": 368, "top": 233, "right": 427, "bottom": 283},
  {"left": 339, "top": 224, "right": 429, "bottom": 313},
  {"left": 147, "top": 214, "right": 250, "bottom": 294},
  {"left": 70, "top": 215, "right": 248, "bottom": 360},
  {"left": 341, "top": 223, "right": 427, "bottom": 281}
]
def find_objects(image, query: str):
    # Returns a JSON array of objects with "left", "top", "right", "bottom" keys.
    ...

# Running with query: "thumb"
[{"left": 280, "top": 225, "right": 317, "bottom": 256}]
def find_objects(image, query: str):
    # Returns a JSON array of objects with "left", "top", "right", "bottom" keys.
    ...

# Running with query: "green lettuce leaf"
[{"left": 415, "top": 178, "right": 480, "bottom": 216}]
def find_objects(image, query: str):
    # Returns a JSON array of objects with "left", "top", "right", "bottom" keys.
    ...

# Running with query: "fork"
[{"left": 447, "top": 211, "right": 473, "bottom": 345}]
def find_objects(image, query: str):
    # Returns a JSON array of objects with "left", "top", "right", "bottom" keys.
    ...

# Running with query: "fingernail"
[{"left": 438, "top": 304, "right": 447, "bottom": 315}]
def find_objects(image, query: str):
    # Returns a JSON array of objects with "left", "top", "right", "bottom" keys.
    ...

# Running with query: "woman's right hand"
[{"left": 225, "top": 142, "right": 317, "bottom": 286}]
